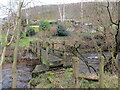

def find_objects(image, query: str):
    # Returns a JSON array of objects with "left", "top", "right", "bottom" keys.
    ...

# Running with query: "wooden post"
[
  {"left": 99, "top": 56, "right": 104, "bottom": 88},
  {"left": 63, "top": 41, "right": 66, "bottom": 62},
  {"left": 36, "top": 41, "right": 39, "bottom": 59},
  {"left": 39, "top": 42, "right": 42, "bottom": 63},
  {"left": 32, "top": 42, "right": 34, "bottom": 53},
  {"left": 52, "top": 42, "right": 54, "bottom": 54},
  {"left": 45, "top": 41, "right": 49, "bottom": 67},
  {"left": 30, "top": 41, "right": 33, "bottom": 52},
  {"left": 35, "top": 41, "right": 37, "bottom": 53},
  {"left": 29, "top": 41, "right": 32, "bottom": 48},
  {"left": 72, "top": 57, "right": 79, "bottom": 88},
  {"left": 33, "top": 41, "right": 35, "bottom": 53},
  {"left": 35, "top": 41, "right": 38, "bottom": 57}
]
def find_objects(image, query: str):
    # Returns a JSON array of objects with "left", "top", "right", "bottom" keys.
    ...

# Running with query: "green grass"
[
  {"left": 0, "top": 34, "right": 6, "bottom": 40},
  {"left": 10, "top": 36, "right": 39, "bottom": 47},
  {"left": 1, "top": 31, "right": 39, "bottom": 47},
  {"left": 0, "top": 34, "right": 6, "bottom": 46},
  {"left": 19, "top": 37, "right": 39, "bottom": 47},
  {"left": 19, "top": 37, "right": 30, "bottom": 47},
  {"left": 29, "top": 68, "right": 118, "bottom": 88}
]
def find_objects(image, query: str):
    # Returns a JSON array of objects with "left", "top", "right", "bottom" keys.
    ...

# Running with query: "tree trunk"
[
  {"left": 99, "top": 56, "right": 104, "bottom": 88},
  {"left": 72, "top": 57, "right": 80, "bottom": 88},
  {"left": 45, "top": 41, "right": 49, "bottom": 67},
  {"left": 0, "top": 11, "right": 11, "bottom": 89},
  {"left": 104, "top": 2, "right": 120, "bottom": 74},
  {"left": 12, "top": 0, "right": 22, "bottom": 88}
]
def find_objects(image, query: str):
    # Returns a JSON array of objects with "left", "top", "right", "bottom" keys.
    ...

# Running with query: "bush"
[
  {"left": 26, "top": 28, "right": 35, "bottom": 37},
  {"left": 39, "top": 21, "right": 50, "bottom": 31},
  {"left": 57, "top": 23, "right": 69, "bottom": 36},
  {"left": 7, "top": 34, "right": 12, "bottom": 43},
  {"left": 20, "top": 31, "right": 25, "bottom": 39}
]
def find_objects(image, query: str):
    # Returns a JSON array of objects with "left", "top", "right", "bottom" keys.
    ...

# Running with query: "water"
[
  {"left": 79, "top": 53, "right": 99, "bottom": 75},
  {"left": 2, "top": 53, "right": 99, "bottom": 88},
  {"left": 2, "top": 60, "right": 39, "bottom": 88}
]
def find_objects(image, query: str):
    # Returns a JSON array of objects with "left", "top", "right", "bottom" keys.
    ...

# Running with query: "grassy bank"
[{"left": 29, "top": 68, "right": 118, "bottom": 88}]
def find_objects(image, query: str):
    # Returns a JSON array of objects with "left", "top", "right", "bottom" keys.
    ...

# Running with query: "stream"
[
  {"left": 2, "top": 60, "right": 39, "bottom": 88},
  {"left": 2, "top": 53, "right": 100, "bottom": 88}
]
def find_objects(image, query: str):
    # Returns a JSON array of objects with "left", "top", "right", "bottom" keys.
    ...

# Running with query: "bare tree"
[
  {"left": 0, "top": 1, "right": 17, "bottom": 89},
  {"left": 12, "top": 0, "right": 23, "bottom": 88},
  {"left": 84, "top": 1, "right": 119, "bottom": 73}
]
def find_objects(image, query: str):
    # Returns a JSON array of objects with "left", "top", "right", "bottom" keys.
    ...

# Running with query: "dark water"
[
  {"left": 2, "top": 53, "right": 99, "bottom": 88},
  {"left": 79, "top": 53, "right": 99, "bottom": 75},
  {"left": 2, "top": 60, "right": 39, "bottom": 88}
]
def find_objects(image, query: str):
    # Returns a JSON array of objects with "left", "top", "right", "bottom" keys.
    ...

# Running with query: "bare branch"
[
  {"left": 106, "top": 2, "right": 118, "bottom": 26},
  {"left": 22, "top": 0, "right": 33, "bottom": 8}
]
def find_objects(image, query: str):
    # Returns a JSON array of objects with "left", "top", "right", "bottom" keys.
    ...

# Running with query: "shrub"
[
  {"left": 26, "top": 28, "right": 35, "bottom": 37},
  {"left": 20, "top": 31, "right": 25, "bottom": 38},
  {"left": 7, "top": 34, "right": 12, "bottom": 43},
  {"left": 57, "top": 23, "right": 69, "bottom": 36},
  {"left": 39, "top": 21, "right": 50, "bottom": 31}
]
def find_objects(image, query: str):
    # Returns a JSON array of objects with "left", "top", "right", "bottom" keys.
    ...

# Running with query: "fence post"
[
  {"left": 63, "top": 41, "right": 66, "bottom": 62},
  {"left": 36, "top": 41, "right": 40, "bottom": 60},
  {"left": 35, "top": 41, "right": 38, "bottom": 57},
  {"left": 45, "top": 41, "right": 50, "bottom": 67},
  {"left": 72, "top": 57, "right": 79, "bottom": 88},
  {"left": 30, "top": 41, "right": 33, "bottom": 52},
  {"left": 39, "top": 41, "right": 42, "bottom": 63},
  {"left": 99, "top": 56, "right": 104, "bottom": 88},
  {"left": 52, "top": 42, "right": 54, "bottom": 54},
  {"left": 33, "top": 42, "right": 35, "bottom": 53}
]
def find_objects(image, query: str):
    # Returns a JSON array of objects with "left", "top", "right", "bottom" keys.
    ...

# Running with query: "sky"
[
  {"left": 0, "top": 0, "right": 94, "bottom": 6},
  {"left": 0, "top": 0, "right": 89, "bottom": 18},
  {"left": 0, "top": 0, "right": 118, "bottom": 18},
  {"left": 0, "top": 0, "right": 84, "bottom": 18}
]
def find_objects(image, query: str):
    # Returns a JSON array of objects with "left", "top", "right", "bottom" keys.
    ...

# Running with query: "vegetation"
[
  {"left": 39, "top": 21, "right": 50, "bottom": 31},
  {"left": 29, "top": 25, "right": 39, "bottom": 32},
  {"left": 1, "top": 1, "right": 119, "bottom": 89},
  {"left": 56, "top": 23, "right": 69, "bottom": 36},
  {"left": 29, "top": 68, "right": 118, "bottom": 88},
  {"left": 7, "top": 34, "right": 12, "bottom": 42},
  {"left": 26, "top": 28, "right": 36, "bottom": 37}
]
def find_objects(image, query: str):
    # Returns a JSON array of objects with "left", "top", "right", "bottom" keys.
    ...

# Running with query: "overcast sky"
[
  {"left": 0, "top": 0, "right": 95, "bottom": 6},
  {"left": 0, "top": 0, "right": 117, "bottom": 6},
  {"left": 0, "top": 0, "right": 94, "bottom": 18},
  {"left": 0, "top": 0, "right": 118, "bottom": 18}
]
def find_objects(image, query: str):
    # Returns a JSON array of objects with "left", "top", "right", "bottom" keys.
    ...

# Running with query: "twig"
[
  {"left": 79, "top": 76, "right": 98, "bottom": 82},
  {"left": 47, "top": 77, "right": 63, "bottom": 88}
]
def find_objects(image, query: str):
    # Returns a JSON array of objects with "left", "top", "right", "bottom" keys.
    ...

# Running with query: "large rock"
[{"left": 32, "top": 65, "right": 48, "bottom": 73}]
